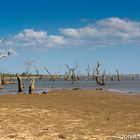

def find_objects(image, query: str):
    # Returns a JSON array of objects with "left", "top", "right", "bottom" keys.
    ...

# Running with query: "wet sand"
[{"left": 0, "top": 89, "right": 140, "bottom": 140}]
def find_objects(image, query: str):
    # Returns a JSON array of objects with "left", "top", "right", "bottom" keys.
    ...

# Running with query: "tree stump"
[
  {"left": 1, "top": 75, "right": 5, "bottom": 85},
  {"left": 29, "top": 79, "right": 35, "bottom": 94},
  {"left": 0, "top": 76, "right": 3, "bottom": 89},
  {"left": 16, "top": 74, "right": 23, "bottom": 93}
]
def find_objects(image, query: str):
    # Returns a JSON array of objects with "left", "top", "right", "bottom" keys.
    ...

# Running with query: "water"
[{"left": 0, "top": 78, "right": 140, "bottom": 94}]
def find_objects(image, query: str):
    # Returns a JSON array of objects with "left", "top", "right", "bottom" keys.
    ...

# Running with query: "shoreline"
[
  {"left": 0, "top": 90, "right": 140, "bottom": 139},
  {"left": 1, "top": 87, "right": 140, "bottom": 96}
]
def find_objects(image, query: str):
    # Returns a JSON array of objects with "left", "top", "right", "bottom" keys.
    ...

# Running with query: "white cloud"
[
  {"left": 4, "top": 17, "right": 140, "bottom": 49},
  {"left": 60, "top": 17, "right": 140, "bottom": 47},
  {"left": 6, "top": 29, "right": 66, "bottom": 49},
  {"left": 16, "top": 29, "right": 48, "bottom": 40},
  {"left": 49, "top": 35, "right": 67, "bottom": 46},
  {"left": 60, "top": 28, "right": 79, "bottom": 38}
]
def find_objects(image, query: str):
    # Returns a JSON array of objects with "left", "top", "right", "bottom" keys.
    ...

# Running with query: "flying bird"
[
  {"left": 0, "top": 38, "right": 7, "bottom": 45},
  {"left": 0, "top": 48, "right": 13, "bottom": 58}
]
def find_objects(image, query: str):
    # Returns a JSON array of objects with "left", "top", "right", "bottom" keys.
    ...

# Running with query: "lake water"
[{"left": 0, "top": 78, "right": 140, "bottom": 94}]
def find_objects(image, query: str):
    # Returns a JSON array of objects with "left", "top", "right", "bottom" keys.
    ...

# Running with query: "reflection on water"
[{"left": 0, "top": 78, "right": 140, "bottom": 94}]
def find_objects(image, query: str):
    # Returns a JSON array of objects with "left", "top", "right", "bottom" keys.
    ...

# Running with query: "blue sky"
[{"left": 0, "top": 0, "right": 140, "bottom": 74}]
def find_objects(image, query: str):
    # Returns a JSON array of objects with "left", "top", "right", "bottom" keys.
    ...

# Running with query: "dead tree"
[
  {"left": 95, "top": 61, "right": 101, "bottom": 85},
  {"left": 110, "top": 74, "right": 114, "bottom": 81},
  {"left": 36, "top": 68, "right": 39, "bottom": 76},
  {"left": 101, "top": 70, "right": 106, "bottom": 85},
  {"left": 65, "top": 64, "right": 79, "bottom": 84},
  {"left": 75, "top": 61, "right": 80, "bottom": 81},
  {"left": 44, "top": 67, "right": 55, "bottom": 81},
  {"left": 92, "top": 69, "right": 96, "bottom": 80},
  {"left": 86, "top": 63, "right": 90, "bottom": 79},
  {"left": 65, "top": 64, "right": 71, "bottom": 80},
  {"left": 0, "top": 76, "right": 3, "bottom": 89},
  {"left": 25, "top": 58, "right": 35, "bottom": 79},
  {"left": 71, "top": 68, "right": 76, "bottom": 84},
  {"left": 29, "top": 79, "right": 35, "bottom": 94},
  {"left": 64, "top": 72, "right": 69, "bottom": 80},
  {"left": 95, "top": 61, "right": 106, "bottom": 85},
  {"left": 116, "top": 69, "right": 120, "bottom": 81},
  {"left": 1, "top": 74, "right": 5, "bottom": 85},
  {"left": 54, "top": 72, "right": 60, "bottom": 80},
  {"left": 16, "top": 74, "right": 23, "bottom": 92}
]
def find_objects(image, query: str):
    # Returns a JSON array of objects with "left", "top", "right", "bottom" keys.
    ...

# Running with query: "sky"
[{"left": 0, "top": 0, "right": 140, "bottom": 74}]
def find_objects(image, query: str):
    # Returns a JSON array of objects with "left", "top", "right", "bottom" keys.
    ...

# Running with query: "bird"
[
  {"left": 0, "top": 48, "right": 13, "bottom": 58},
  {"left": 0, "top": 38, "right": 7, "bottom": 45}
]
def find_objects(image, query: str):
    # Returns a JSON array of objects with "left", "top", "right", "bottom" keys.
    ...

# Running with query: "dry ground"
[{"left": 0, "top": 90, "right": 140, "bottom": 140}]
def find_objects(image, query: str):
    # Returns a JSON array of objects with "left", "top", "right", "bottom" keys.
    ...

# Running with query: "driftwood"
[
  {"left": 29, "top": 79, "right": 35, "bottom": 94},
  {"left": 16, "top": 74, "right": 23, "bottom": 92}
]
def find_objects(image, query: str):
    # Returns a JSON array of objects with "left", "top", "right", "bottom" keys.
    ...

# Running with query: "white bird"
[
  {"left": 0, "top": 38, "right": 7, "bottom": 45},
  {"left": 0, "top": 48, "right": 13, "bottom": 58}
]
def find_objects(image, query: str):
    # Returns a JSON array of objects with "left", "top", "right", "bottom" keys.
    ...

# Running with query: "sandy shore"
[{"left": 0, "top": 90, "right": 140, "bottom": 140}]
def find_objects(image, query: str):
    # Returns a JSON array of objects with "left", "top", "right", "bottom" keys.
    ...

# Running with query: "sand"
[{"left": 0, "top": 89, "right": 140, "bottom": 140}]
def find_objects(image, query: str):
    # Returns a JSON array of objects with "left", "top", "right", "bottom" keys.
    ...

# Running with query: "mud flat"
[{"left": 0, "top": 89, "right": 140, "bottom": 140}]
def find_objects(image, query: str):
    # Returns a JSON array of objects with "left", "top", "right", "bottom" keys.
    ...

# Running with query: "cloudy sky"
[{"left": 0, "top": 0, "right": 140, "bottom": 74}]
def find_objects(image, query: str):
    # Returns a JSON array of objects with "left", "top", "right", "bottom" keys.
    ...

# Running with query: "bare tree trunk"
[
  {"left": 1, "top": 74, "right": 5, "bottom": 85},
  {"left": 71, "top": 69, "right": 74, "bottom": 84},
  {"left": 44, "top": 67, "right": 55, "bottom": 81},
  {"left": 95, "top": 61, "right": 102, "bottom": 85},
  {"left": 101, "top": 71, "right": 106, "bottom": 85},
  {"left": 0, "top": 76, "right": 3, "bottom": 89},
  {"left": 16, "top": 74, "right": 23, "bottom": 92},
  {"left": 29, "top": 79, "right": 35, "bottom": 94},
  {"left": 95, "top": 75, "right": 101, "bottom": 85},
  {"left": 86, "top": 63, "right": 90, "bottom": 79},
  {"left": 110, "top": 75, "right": 114, "bottom": 81},
  {"left": 95, "top": 62, "right": 106, "bottom": 85},
  {"left": 116, "top": 69, "right": 120, "bottom": 81}
]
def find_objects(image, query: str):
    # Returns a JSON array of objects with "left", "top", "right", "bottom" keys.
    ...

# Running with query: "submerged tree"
[
  {"left": 36, "top": 68, "right": 39, "bottom": 76},
  {"left": 1, "top": 74, "right": 5, "bottom": 85},
  {"left": 24, "top": 58, "right": 35, "bottom": 79},
  {"left": 0, "top": 75, "right": 3, "bottom": 89},
  {"left": 44, "top": 67, "right": 55, "bottom": 81},
  {"left": 29, "top": 79, "right": 35, "bottom": 94},
  {"left": 65, "top": 64, "right": 71, "bottom": 81},
  {"left": 16, "top": 74, "right": 24, "bottom": 92},
  {"left": 92, "top": 69, "right": 96, "bottom": 80},
  {"left": 101, "top": 70, "right": 106, "bottom": 85},
  {"left": 86, "top": 63, "right": 90, "bottom": 80},
  {"left": 116, "top": 69, "right": 120, "bottom": 81},
  {"left": 95, "top": 61, "right": 106, "bottom": 85},
  {"left": 110, "top": 74, "right": 114, "bottom": 81},
  {"left": 65, "top": 64, "right": 79, "bottom": 84},
  {"left": 95, "top": 61, "right": 101, "bottom": 85}
]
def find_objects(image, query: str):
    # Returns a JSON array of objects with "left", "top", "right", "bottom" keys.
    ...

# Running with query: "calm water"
[{"left": 1, "top": 78, "right": 140, "bottom": 94}]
